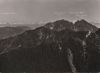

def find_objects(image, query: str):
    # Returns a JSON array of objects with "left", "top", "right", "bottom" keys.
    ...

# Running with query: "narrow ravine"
[{"left": 67, "top": 48, "right": 77, "bottom": 73}]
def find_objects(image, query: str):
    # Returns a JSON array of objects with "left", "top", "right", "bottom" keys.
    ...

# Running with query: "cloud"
[
  {"left": 35, "top": 0, "right": 71, "bottom": 3},
  {"left": 54, "top": 11, "right": 67, "bottom": 17},
  {"left": 0, "top": 12, "right": 16, "bottom": 15},
  {"left": 75, "top": 0, "right": 85, "bottom": 2},
  {"left": 0, "top": 0, "right": 5, "bottom": 3},
  {"left": 69, "top": 11, "right": 85, "bottom": 14},
  {"left": 68, "top": 11, "right": 87, "bottom": 20},
  {"left": 35, "top": 0, "right": 56, "bottom": 2},
  {"left": 36, "top": 0, "right": 85, "bottom": 2}
]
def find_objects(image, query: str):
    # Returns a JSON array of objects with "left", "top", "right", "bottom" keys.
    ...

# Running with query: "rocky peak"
[
  {"left": 45, "top": 19, "right": 74, "bottom": 31},
  {"left": 74, "top": 19, "right": 98, "bottom": 32}
]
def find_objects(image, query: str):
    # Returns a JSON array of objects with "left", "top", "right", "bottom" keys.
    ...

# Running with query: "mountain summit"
[
  {"left": 74, "top": 19, "right": 98, "bottom": 32},
  {"left": 44, "top": 19, "right": 98, "bottom": 32},
  {"left": 44, "top": 19, "right": 74, "bottom": 31}
]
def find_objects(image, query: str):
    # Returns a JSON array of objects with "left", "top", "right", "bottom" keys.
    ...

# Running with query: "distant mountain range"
[
  {"left": 0, "top": 19, "right": 100, "bottom": 72},
  {"left": 0, "top": 26, "right": 30, "bottom": 39}
]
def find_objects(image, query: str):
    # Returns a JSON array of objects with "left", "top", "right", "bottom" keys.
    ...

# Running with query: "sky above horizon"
[{"left": 0, "top": 0, "right": 100, "bottom": 24}]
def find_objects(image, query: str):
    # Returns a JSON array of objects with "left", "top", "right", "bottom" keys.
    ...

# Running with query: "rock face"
[
  {"left": 44, "top": 19, "right": 74, "bottom": 31},
  {"left": 74, "top": 19, "right": 98, "bottom": 32},
  {"left": 0, "top": 19, "right": 100, "bottom": 72}
]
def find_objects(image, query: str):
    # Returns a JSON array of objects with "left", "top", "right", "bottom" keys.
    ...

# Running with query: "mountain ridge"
[{"left": 0, "top": 19, "right": 100, "bottom": 72}]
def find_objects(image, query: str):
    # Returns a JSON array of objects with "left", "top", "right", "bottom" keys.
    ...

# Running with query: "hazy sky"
[{"left": 0, "top": 0, "right": 100, "bottom": 24}]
